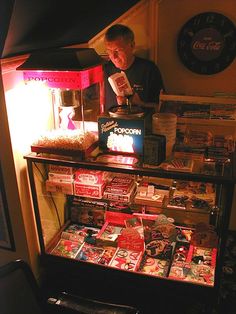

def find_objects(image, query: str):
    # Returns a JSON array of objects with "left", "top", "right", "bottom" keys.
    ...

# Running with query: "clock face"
[{"left": 177, "top": 12, "right": 236, "bottom": 74}]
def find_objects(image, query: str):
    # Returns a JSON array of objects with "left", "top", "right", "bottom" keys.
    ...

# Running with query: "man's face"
[{"left": 105, "top": 36, "right": 135, "bottom": 70}]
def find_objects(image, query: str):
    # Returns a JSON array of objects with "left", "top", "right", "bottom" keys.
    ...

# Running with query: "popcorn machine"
[{"left": 16, "top": 48, "right": 103, "bottom": 154}]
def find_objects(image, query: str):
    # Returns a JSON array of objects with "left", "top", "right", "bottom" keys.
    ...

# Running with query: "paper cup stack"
[{"left": 152, "top": 113, "right": 177, "bottom": 157}]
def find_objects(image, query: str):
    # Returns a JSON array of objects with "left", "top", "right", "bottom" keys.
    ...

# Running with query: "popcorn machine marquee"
[{"left": 17, "top": 48, "right": 103, "bottom": 135}]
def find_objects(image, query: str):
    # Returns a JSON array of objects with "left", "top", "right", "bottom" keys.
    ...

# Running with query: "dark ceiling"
[{"left": 0, "top": 0, "right": 140, "bottom": 59}]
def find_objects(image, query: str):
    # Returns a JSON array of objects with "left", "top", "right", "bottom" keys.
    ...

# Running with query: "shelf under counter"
[{"left": 24, "top": 152, "right": 236, "bottom": 184}]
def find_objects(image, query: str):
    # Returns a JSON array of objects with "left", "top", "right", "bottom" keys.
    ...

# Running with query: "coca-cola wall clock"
[{"left": 177, "top": 12, "right": 236, "bottom": 74}]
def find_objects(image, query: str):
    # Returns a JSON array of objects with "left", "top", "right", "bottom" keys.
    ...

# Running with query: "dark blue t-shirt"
[{"left": 103, "top": 56, "right": 164, "bottom": 112}]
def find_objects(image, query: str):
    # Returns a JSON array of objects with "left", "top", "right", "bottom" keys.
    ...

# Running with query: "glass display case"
[{"left": 24, "top": 93, "right": 236, "bottom": 313}]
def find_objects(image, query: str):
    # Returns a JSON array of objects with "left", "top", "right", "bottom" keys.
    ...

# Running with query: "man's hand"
[
  {"left": 116, "top": 95, "right": 127, "bottom": 105},
  {"left": 116, "top": 92, "right": 144, "bottom": 106},
  {"left": 116, "top": 93, "right": 157, "bottom": 110}
]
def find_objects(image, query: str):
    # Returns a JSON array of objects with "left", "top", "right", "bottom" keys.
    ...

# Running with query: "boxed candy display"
[
  {"left": 69, "top": 197, "right": 106, "bottom": 227},
  {"left": 46, "top": 180, "right": 74, "bottom": 195},
  {"left": 139, "top": 255, "right": 170, "bottom": 278},
  {"left": 104, "top": 176, "right": 136, "bottom": 195},
  {"left": 51, "top": 239, "right": 81, "bottom": 258},
  {"left": 74, "top": 182, "right": 105, "bottom": 199},
  {"left": 103, "top": 177, "right": 136, "bottom": 203},
  {"left": 96, "top": 223, "right": 124, "bottom": 247},
  {"left": 74, "top": 168, "right": 108, "bottom": 184},
  {"left": 75, "top": 242, "right": 105, "bottom": 263},
  {"left": 48, "top": 172, "right": 74, "bottom": 183},
  {"left": 109, "top": 247, "right": 143, "bottom": 272},
  {"left": 73, "top": 169, "right": 108, "bottom": 199},
  {"left": 61, "top": 223, "right": 100, "bottom": 243},
  {"left": 48, "top": 164, "right": 74, "bottom": 175},
  {"left": 134, "top": 183, "right": 169, "bottom": 207}
]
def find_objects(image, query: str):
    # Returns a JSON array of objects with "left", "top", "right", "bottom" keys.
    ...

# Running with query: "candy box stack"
[
  {"left": 46, "top": 164, "right": 74, "bottom": 195},
  {"left": 103, "top": 176, "right": 136, "bottom": 203},
  {"left": 74, "top": 168, "right": 108, "bottom": 199},
  {"left": 134, "top": 182, "right": 169, "bottom": 207}
]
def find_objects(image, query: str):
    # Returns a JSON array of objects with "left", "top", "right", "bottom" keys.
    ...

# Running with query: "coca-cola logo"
[
  {"left": 191, "top": 28, "right": 224, "bottom": 61},
  {"left": 192, "top": 41, "right": 222, "bottom": 51}
]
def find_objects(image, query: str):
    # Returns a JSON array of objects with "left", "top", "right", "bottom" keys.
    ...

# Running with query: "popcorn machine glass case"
[{"left": 17, "top": 48, "right": 103, "bottom": 154}]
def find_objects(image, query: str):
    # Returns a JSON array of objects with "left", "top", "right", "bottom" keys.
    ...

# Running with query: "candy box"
[
  {"left": 61, "top": 224, "right": 100, "bottom": 244},
  {"left": 185, "top": 263, "right": 215, "bottom": 286},
  {"left": 109, "top": 247, "right": 143, "bottom": 272},
  {"left": 49, "top": 164, "right": 73, "bottom": 175},
  {"left": 74, "top": 181, "right": 105, "bottom": 199},
  {"left": 96, "top": 222, "right": 124, "bottom": 247},
  {"left": 104, "top": 176, "right": 135, "bottom": 195},
  {"left": 139, "top": 255, "right": 170, "bottom": 278},
  {"left": 68, "top": 198, "right": 106, "bottom": 227},
  {"left": 46, "top": 180, "right": 74, "bottom": 195},
  {"left": 134, "top": 185, "right": 168, "bottom": 207},
  {"left": 48, "top": 172, "right": 74, "bottom": 183},
  {"left": 75, "top": 243, "right": 105, "bottom": 264},
  {"left": 97, "top": 246, "right": 117, "bottom": 266},
  {"left": 103, "top": 183, "right": 136, "bottom": 203},
  {"left": 50, "top": 239, "right": 81, "bottom": 259},
  {"left": 74, "top": 168, "right": 108, "bottom": 185}
]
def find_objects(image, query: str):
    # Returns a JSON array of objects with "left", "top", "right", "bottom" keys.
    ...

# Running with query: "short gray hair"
[{"left": 105, "top": 24, "right": 134, "bottom": 43}]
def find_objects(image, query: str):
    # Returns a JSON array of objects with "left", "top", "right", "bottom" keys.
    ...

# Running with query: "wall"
[
  {"left": 158, "top": 0, "right": 236, "bottom": 95},
  {"left": 0, "top": 66, "right": 30, "bottom": 266},
  {"left": 0, "top": 58, "right": 54, "bottom": 275}
]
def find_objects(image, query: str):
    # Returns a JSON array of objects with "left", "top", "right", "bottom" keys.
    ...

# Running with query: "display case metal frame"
[{"left": 24, "top": 152, "right": 236, "bottom": 313}]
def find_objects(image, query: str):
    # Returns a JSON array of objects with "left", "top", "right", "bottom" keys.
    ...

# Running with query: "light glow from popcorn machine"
[
  {"left": 23, "top": 67, "right": 102, "bottom": 133},
  {"left": 5, "top": 80, "right": 53, "bottom": 154},
  {"left": 16, "top": 48, "right": 104, "bottom": 135}
]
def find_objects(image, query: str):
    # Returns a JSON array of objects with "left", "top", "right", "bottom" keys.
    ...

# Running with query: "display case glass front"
[{"left": 24, "top": 88, "right": 236, "bottom": 311}]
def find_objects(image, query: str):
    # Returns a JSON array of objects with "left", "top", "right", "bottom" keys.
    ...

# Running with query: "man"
[{"left": 103, "top": 24, "right": 164, "bottom": 114}]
